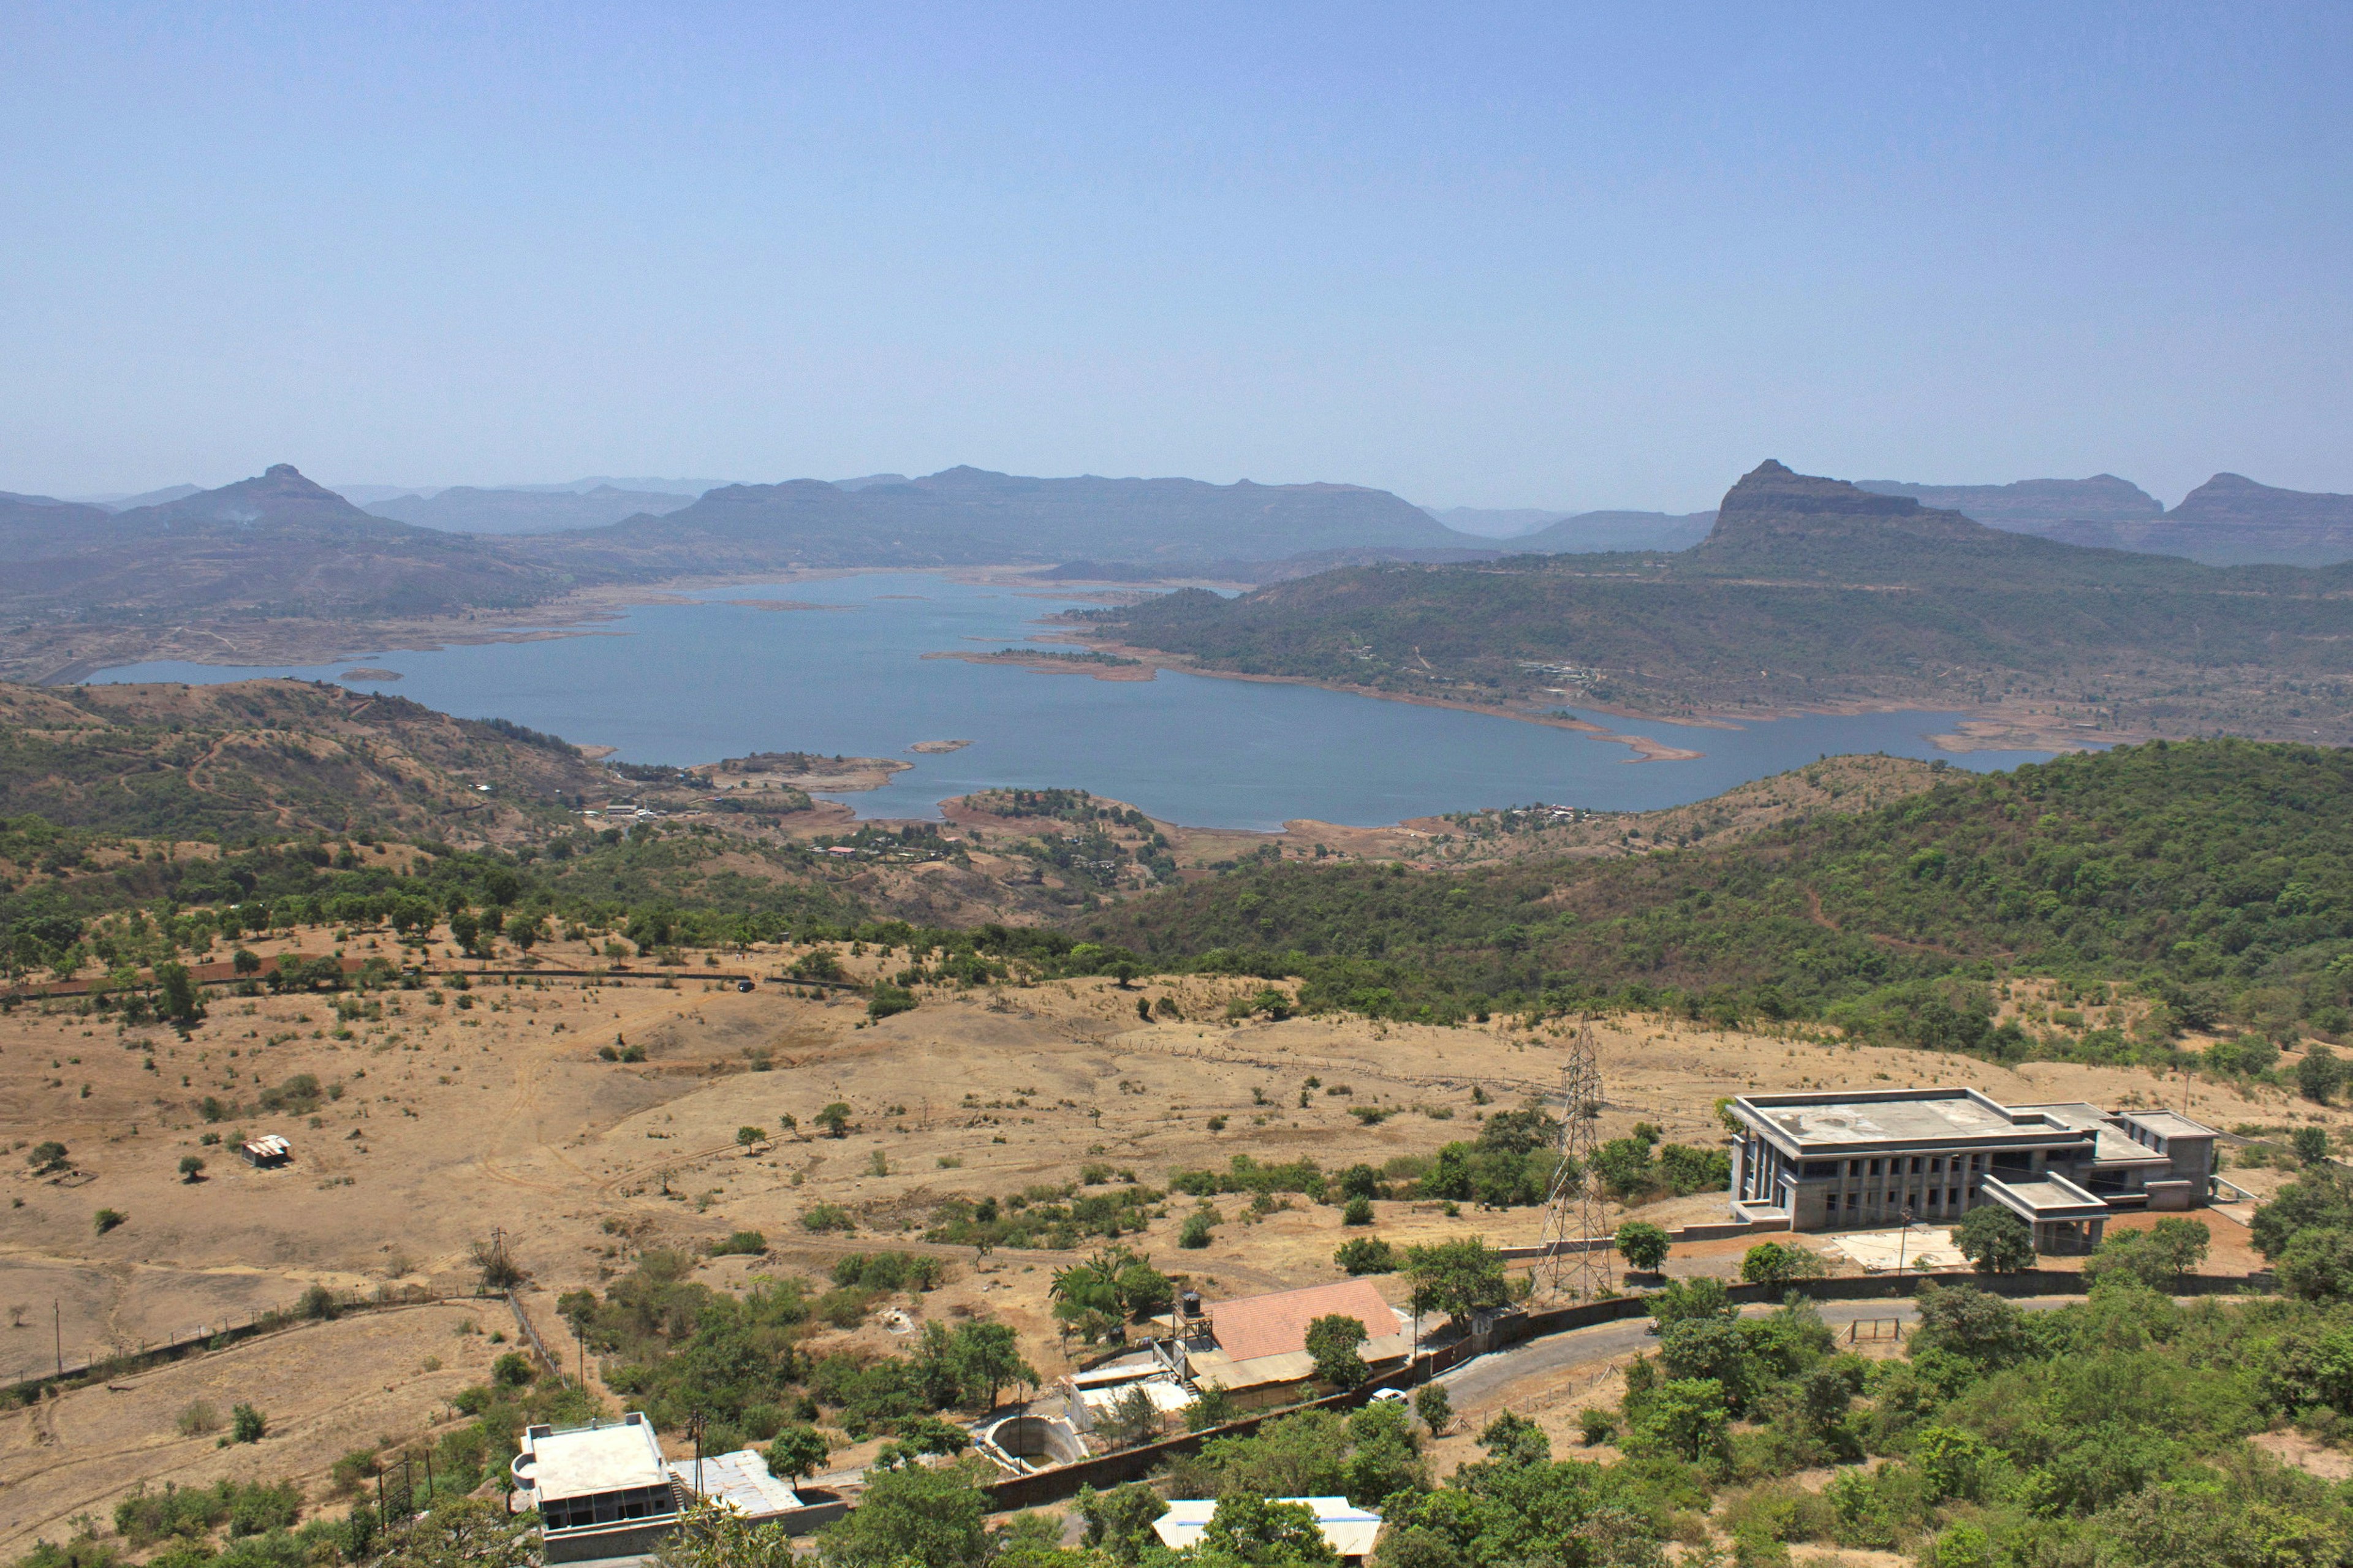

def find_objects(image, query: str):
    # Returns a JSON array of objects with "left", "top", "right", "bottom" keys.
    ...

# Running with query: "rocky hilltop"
[{"left": 2043, "top": 472, "right": 2353, "bottom": 566}]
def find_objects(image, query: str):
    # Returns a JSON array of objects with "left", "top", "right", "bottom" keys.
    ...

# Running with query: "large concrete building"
[{"left": 1725, "top": 1088, "right": 2218, "bottom": 1252}]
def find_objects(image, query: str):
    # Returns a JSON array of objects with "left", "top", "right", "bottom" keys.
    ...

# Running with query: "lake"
[{"left": 87, "top": 574, "right": 2056, "bottom": 829}]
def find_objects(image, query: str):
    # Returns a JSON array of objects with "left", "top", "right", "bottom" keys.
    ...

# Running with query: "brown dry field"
[{"left": 2, "top": 929, "right": 2336, "bottom": 1553}]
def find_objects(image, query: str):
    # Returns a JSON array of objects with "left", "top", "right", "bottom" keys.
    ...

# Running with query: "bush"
[
  {"left": 176, "top": 1401, "right": 221, "bottom": 1437},
  {"left": 94, "top": 1208, "right": 127, "bottom": 1236},
  {"left": 1414, "top": 1384, "right": 1452, "bottom": 1433},
  {"left": 491, "top": 1352, "right": 536, "bottom": 1387},
  {"left": 711, "top": 1230, "right": 769, "bottom": 1257},
  {"left": 802, "top": 1204, "right": 856, "bottom": 1233},
  {"left": 230, "top": 1403, "right": 267, "bottom": 1443},
  {"left": 298, "top": 1284, "right": 338, "bottom": 1320},
  {"left": 1342, "top": 1195, "right": 1375, "bottom": 1226},
  {"left": 1739, "top": 1241, "right": 1826, "bottom": 1287},
  {"left": 1615, "top": 1220, "right": 1671, "bottom": 1273},
  {"left": 1178, "top": 1210, "right": 1218, "bottom": 1248},
  {"left": 1954, "top": 1205, "right": 2036, "bottom": 1273},
  {"left": 1335, "top": 1237, "right": 1398, "bottom": 1275}
]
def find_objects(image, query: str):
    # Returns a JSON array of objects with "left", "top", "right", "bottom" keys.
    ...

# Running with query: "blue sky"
[{"left": 4, "top": 3, "right": 2348, "bottom": 510}]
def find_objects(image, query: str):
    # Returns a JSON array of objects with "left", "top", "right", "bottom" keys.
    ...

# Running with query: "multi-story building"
[{"left": 1724, "top": 1087, "right": 2218, "bottom": 1252}]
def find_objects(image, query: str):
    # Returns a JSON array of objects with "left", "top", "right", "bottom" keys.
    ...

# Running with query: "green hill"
[{"left": 1080, "top": 738, "right": 2353, "bottom": 1057}]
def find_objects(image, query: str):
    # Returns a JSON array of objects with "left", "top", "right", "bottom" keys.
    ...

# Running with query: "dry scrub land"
[{"left": 1, "top": 933, "right": 2334, "bottom": 1552}]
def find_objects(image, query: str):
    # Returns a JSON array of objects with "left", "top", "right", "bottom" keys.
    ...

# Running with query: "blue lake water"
[{"left": 87, "top": 574, "right": 2056, "bottom": 829}]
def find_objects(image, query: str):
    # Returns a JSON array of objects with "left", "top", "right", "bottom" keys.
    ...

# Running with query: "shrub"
[
  {"left": 230, "top": 1403, "right": 267, "bottom": 1443},
  {"left": 176, "top": 1401, "right": 221, "bottom": 1437},
  {"left": 802, "top": 1203, "right": 856, "bottom": 1233},
  {"left": 1342, "top": 1195, "right": 1375, "bottom": 1226},
  {"left": 1178, "top": 1210, "right": 1217, "bottom": 1248},
  {"left": 94, "top": 1208, "right": 127, "bottom": 1236},
  {"left": 1953, "top": 1205, "right": 2035, "bottom": 1273},
  {"left": 1335, "top": 1237, "right": 1398, "bottom": 1275},
  {"left": 711, "top": 1230, "right": 769, "bottom": 1257},
  {"left": 1414, "top": 1384, "right": 1452, "bottom": 1433},
  {"left": 1615, "top": 1220, "right": 1671, "bottom": 1273},
  {"left": 491, "top": 1352, "right": 536, "bottom": 1387}
]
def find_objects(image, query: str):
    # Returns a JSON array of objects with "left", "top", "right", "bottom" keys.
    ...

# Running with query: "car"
[{"left": 1368, "top": 1388, "right": 1408, "bottom": 1404}]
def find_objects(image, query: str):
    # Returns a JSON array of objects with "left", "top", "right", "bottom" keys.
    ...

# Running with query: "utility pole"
[{"left": 55, "top": 1301, "right": 63, "bottom": 1376}]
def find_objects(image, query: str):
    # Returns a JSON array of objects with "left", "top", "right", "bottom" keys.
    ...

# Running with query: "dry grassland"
[{"left": 1, "top": 930, "right": 2334, "bottom": 1551}]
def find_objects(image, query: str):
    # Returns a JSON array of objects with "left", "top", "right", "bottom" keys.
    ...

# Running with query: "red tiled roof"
[{"left": 1206, "top": 1279, "right": 1397, "bottom": 1363}]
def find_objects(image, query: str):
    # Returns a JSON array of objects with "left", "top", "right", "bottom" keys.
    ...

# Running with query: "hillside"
[
  {"left": 0, "top": 678, "right": 609, "bottom": 841},
  {"left": 521, "top": 465, "right": 1472, "bottom": 574},
  {"left": 2044, "top": 472, "right": 2353, "bottom": 566},
  {"left": 1081, "top": 460, "right": 2353, "bottom": 744},
  {"left": 0, "top": 466, "right": 580, "bottom": 681},
  {"left": 370, "top": 483, "right": 700, "bottom": 533},
  {"left": 1081, "top": 737, "right": 2353, "bottom": 1050},
  {"left": 1511, "top": 508, "right": 1716, "bottom": 553},
  {"left": 1855, "top": 474, "right": 2162, "bottom": 532}
]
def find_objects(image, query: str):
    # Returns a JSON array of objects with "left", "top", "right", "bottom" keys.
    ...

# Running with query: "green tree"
[
  {"left": 814, "top": 1102, "right": 853, "bottom": 1138},
  {"left": 177, "top": 1155, "right": 205, "bottom": 1183},
  {"left": 1335, "top": 1237, "right": 1398, "bottom": 1275},
  {"left": 950, "top": 1320, "right": 1037, "bottom": 1409},
  {"left": 2298, "top": 1046, "right": 2345, "bottom": 1105},
  {"left": 2084, "top": 1218, "right": 2210, "bottom": 1289},
  {"left": 1739, "top": 1240, "right": 1825, "bottom": 1287},
  {"left": 1342, "top": 1195, "right": 1375, "bottom": 1227},
  {"left": 1076, "top": 1483, "right": 1169, "bottom": 1564},
  {"left": 1632, "top": 1377, "right": 1729, "bottom": 1462},
  {"left": 736, "top": 1125, "right": 767, "bottom": 1150},
  {"left": 1092, "top": 1384, "right": 1164, "bottom": 1450},
  {"left": 1413, "top": 1383, "right": 1452, "bottom": 1434},
  {"left": 2293, "top": 1124, "right": 2333, "bottom": 1164},
  {"left": 1184, "top": 1384, "right": 1240, "bottom": 1431},
  {"left": 767, "top": 1425, "right": 830, "bottom": 1481},
  {"left": 1200, "top": 1494, "right": 1338, "bottom": 1568},
  {"left": 1614, "top": 1221, "right": 1670, "bottom": 1274},
  {"left": 815, "top": 1460, "right": 990, "bottom": 1568},
  {"left": 1953, "top": 1204, "right": 2035, "bottom": 1273},
  {"left": 2278, "top": 1227, "right": 2353, "bottom": 1303},
  {"left": 1401, "top": 1236, "right": 1509, "bottom": 1320},
  {"left": 231, "top": 1403, "right": 267, "bottom": 1443},
  {"left": 1305, "top": 1312, "right": 1370, "bottom": 1390},
  {"left": 155, "top": 961, "right": 203, "bottom": 1027}
]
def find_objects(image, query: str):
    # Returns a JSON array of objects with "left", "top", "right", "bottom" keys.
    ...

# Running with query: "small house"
[{"left": 238, "top": 1135, "right": 291, "bottom": 1168}]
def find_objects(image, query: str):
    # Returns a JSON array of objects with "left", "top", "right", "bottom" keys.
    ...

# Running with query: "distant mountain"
[
  {"left": 1514, "top": 509, "right": 1716, "bottom": 555},
  {"left": 371, "top": 484, "right": 701, "bottom": 534},
  {"left": 1033, "top": 545, "right": 1507, "bottom": 585},
  {"left": 525, "top": 465, "right": 1473, "bottom": 572},
  {"left": 1083, "top": 458, "right": 2353, "bottom": 744},
  {"left": 0, "top": 491, "right": 114, "bottom": 561},
  {"left": 832, "top": 473, "right": 911, "bottom": 491},
  {"left": 2040, "top": 473, "right": 2353, "bottom": 567},
  {"left": 496, "top": 475, "right": 738, "bottom": 496},
  {"left": 2, "top": 464, "right": 568, "bottom": 627},
  {"left": 1420, "top": 506, "right": 1571, "bottom": 538},
  {"left": 68, "top": 483, "right": 205, "bottom": 512},
  {"left": 1854, "top": 475, "right": 2161, "bottom": 532}
]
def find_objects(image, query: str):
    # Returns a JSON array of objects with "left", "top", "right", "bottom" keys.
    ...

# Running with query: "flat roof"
[
  {"left": 2123, "top": 1110, "right": 2219, "bottom": 1140},
  {"left": 1982, "top": 1173, "right": 2110, "bottom": 1221},
  {"left": 2015, "top": 1104, "right": 2169, "bottom": 1167},
  {"left": 1156, "top": 1499, "right": 1382, "bottom": 1559},
  {"left": 670, "top": 1450, "right": 800, "bottom": 1518},
  {"left": 520, "top": 1416, "right": 669, "bottom": 1501},
  {"left": 1738, "top": 1089, "right": 2034, "bottom": 1149}
]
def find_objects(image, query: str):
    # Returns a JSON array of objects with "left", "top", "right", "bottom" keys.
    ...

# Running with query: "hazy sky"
[{"left": 5, "top": 4, "right": 2349, "bottom": 510}]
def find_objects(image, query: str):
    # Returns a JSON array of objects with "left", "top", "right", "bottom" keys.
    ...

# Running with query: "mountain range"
[{"left": 1082, "top": 458, "right": 2353, "bottom": 745}]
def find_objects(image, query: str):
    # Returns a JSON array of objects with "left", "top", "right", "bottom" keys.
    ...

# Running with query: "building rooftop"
[
  {"left": 2122, "top": 1110, "right": 2220, "bottom": 1140},
  {"left": 2015, "top": 1103, "right": 2170, "bottom": 1167},
  {"left": 1206, "top": 1279, "right": 1404, "bottom": 1364},
  {"left": 1981, "top": 1173, "right": 2110, "bottom": 1221},
  {"left": 1737, "top": 1089, "right": 2036, "bottom": 1148},
  {"left": 669, "top": 1450, "right": 801, "bottom": 1518},
  {"left": 1155, "top": 1498, "right": 1383, "bottom": 1559},
  {"left": 517, "top": 1415, "right": 669, "bottom": 1501}
]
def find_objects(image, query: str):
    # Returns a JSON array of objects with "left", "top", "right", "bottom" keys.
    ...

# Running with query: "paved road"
[{"left": 1433, "top": 1296, "right": 2080, "bottom": 1411}]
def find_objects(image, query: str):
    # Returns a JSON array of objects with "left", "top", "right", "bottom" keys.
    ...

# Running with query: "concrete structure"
[
  {"left": 1725, "top": 1088, "right": 2217, "bottom": 1253},
  {"left": 1178, "top": 1280, "right": 1413, "bottom": 1408},
  {"left": 511, "top": 1414, "right": 680, "bottom": 1564},
  {"left": 1057, "top": 1363, "right": 1195, "bottom": 1435},
  {"left": 1154, "top": 1498, "right": 1383, "bottom": 1561}
]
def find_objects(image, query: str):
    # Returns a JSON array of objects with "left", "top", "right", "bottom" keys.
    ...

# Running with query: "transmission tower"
[{"left": 1536, "top": 1025, "right": 1608, "bottom": 1301}]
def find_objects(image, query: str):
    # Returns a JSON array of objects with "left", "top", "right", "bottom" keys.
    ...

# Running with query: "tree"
[
  {"left": 814, "top": 1459, "right": 990, "bottom": 1568},
  {"left": 2278, "top": 1227, "right": 2353, "bottom": 1303},
  {"left": 1335, "top": 1237, "right": 1398, "bottom": 1275},
  {"left": 1402, "top": 1236, "right": 1510, "bottom": 1320},
  {"left": 1342, "top": 1195, "right": 1375, "bottom": 1227},
  {"left": 28, "top": 1142, "right": 69, "bottom": 1175},
  {"left": 2294, "top": 1124, "right": 2333, "bottom": 1165},
  {"left": 1305, "top": 1313, "right": 1370, "bottom": 1390},
  {"left": 178, "top": 1155, "right": 206, "bottom": 1183},
  {"left": 1954, "top": 1204, "right": 2035, "bottom": 1273},
  {"left": 232, "top": 947, "right": 263, "bottom": 976},
  {"left": 504, "top": 914, "right": 542, "bottom": 952},
  {"left": 155, "top": 962, "right": 203, "bottom": 1028},
  {"left": 1632, "top": 1377, "right": 1730, "bottom": 1463},
  {"left": 815, "top": 1102, "right": 854, "bottom": 1138},
  {"left": 1077, "top": 1482, "right": 1168, "bottom": 1564},
  {"left": 1413, "top": 1383, "right": 1452, "bottom": 1434},
  {"left": 950, "top": 1320, "right": 1037, "bottom": 1409},
  {"left": 1646, "top": 1274, "right": 1736, "bottom": 1330},
  {"left": 2253, "top": 1170, "right": 2353, "bottom": 1262},
  {"left": 656, "top": 1498, "right": 795, "bottom": 1568},
  {"left": 2298, "top": 1046, "right": 2345, "bottom": 1105},
  {"left": 767, "top": 1425, "right": 830, "bottom": 1481},
  {"left": 1200, "top": 1493, "right": 1338, "bottom": 1568},
  {"left": 1184, "top": 1384, "right": 1240, "bottom": 1431},
  {"left": 1615, "top": 1221, "right": 1670, "bottom": 1274},
  {"left": 2085, "top": 1218, "right": 2211, "bottom": 1289},
  {"left": 1475, "top": 1410, "right": 1550, "bottom": 1467},
  {"left": 231, "top": 1403, "right": 267, "bottom": 1442},
  {"left": 1740, "top": 1240, "right": 1826, "bottom": 1287},
  {"left": 736, "top": 1125, "right": 767, "bottom": 1150}
]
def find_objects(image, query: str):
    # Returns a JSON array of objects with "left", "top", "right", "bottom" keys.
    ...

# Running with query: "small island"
[
  {"left": 338, "top": 667, "right": 402, "bottom": 681},
  {"left": 909, "top": 738, "right": 974, "bottom": 754}
]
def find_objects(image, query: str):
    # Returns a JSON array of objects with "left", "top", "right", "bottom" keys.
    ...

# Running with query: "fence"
[{"left": 2, "top": 1285, "right": 476, "bottom": 1404}]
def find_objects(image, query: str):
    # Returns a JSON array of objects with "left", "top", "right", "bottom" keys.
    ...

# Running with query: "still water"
[{"left": 88, "top": 574, "right": 2055, "bottom": 829}]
